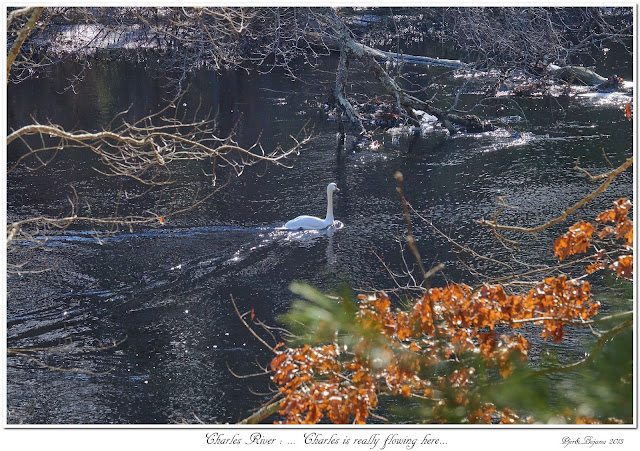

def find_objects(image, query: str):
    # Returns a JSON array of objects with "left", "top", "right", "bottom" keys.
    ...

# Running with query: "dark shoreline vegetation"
[{"left": 6, "top": 7, "right": 634, "bottom": 424}]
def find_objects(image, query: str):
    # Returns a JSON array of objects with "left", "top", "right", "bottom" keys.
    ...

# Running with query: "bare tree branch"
[
  {"left": 6, "top": 7, "right": 44, "bottom": 82},
  {"left": 477, "top": 156, "right": 633, "bottom": 234}
]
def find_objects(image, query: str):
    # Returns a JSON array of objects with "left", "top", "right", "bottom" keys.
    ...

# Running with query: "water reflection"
[
  {"left": 279, "top": 220, "right": 343, "bottom": 240},
  {"left": 280, "top": 221, "right": 343, "bottom": 267}
]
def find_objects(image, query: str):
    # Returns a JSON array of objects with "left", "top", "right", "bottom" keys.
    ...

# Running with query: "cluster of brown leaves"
[
  {"left": 270, "top": 344, "right": 377, "bottom": 424},
  {"left": 269, "top": 199, "right": 631, "bottom": 424},
  {"left": 554, "top": 198, "right": 633, "bottom": 280},
  {"left": 270, "top": 275, "right": 599, "bottom": 424},
  {"left": 468, "top": 404, "right": 531, "bottom": 424}
]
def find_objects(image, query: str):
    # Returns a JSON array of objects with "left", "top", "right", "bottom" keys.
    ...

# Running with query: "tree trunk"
[{"left": 334, "top": 47, "right": 367, "bottom": 137}]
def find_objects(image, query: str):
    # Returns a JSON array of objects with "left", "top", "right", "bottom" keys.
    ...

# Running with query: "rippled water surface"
[{"left": 6, "top": 57, "right": 633, "bottom": 423}]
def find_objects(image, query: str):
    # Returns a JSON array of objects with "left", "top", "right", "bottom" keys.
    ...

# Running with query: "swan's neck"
[{"left": 325, "top": 190, "right": 334, "bottom": 223}]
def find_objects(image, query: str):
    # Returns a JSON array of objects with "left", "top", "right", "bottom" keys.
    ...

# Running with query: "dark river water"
[{"left": 6, "top": 53, "right": 633, "bottom": 424}]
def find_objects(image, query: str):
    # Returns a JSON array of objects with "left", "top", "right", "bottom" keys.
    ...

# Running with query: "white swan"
[{"left": 284, "top": 183, "right": 339, "bottom": 230}]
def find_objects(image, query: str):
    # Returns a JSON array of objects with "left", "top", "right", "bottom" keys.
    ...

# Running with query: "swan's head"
[{"left": 327, "top": 182, "right": 339, "bottom": 193}]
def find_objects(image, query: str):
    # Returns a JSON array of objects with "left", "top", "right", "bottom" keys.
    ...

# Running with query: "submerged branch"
[
  {"left": 7, "top": 335, "right": 127, "bottom": 375},
  {"left": 9, "top": 352, "right": 116, "bottom": 376}
]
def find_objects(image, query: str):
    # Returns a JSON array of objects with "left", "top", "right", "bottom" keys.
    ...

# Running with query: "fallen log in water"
[
  {"left": 547, "top": 64, "right": 607, "bottom": 85},
  {"left": 360, "top": 44, "right": 467, "bottom": 69}
]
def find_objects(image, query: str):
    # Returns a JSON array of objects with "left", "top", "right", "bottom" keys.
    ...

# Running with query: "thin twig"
[
  {"left": 394, "top": 171, "right": 428, "bottom": 282},
  {"left": 229, "top": 294, "right": 275, "bottom": 353}
]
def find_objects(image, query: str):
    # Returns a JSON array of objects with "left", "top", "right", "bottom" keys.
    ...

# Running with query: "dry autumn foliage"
[
  {"left": 266, "top": 198, "right": 633, "bottom": 424},
  {"left": 554, "top": 198, "right": 633, "bottom": 279}
]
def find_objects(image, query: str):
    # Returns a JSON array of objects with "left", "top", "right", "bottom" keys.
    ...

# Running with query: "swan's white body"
[{"left": 285, "top": 183, "right": 339, "bottom": 230}]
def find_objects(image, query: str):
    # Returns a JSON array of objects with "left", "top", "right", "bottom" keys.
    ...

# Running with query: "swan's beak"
[{"left": 335, "top": 187, "right": 340, "bottom": 192}]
